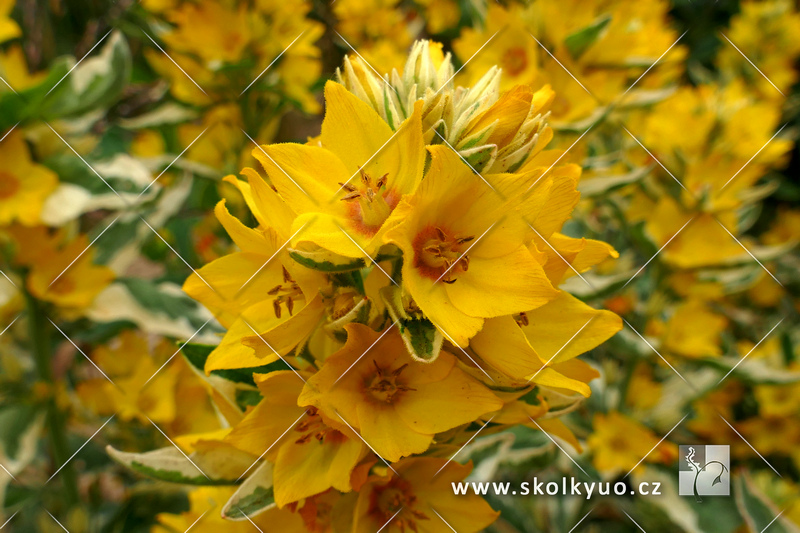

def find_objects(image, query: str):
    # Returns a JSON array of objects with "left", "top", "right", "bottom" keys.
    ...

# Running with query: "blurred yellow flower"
[
  {"left": 588, "top": 411, "right": 677, "bottom": 473},
  {"left": 0, "top": 0, "right": 20, "bottom": 44},
  {"left": 663, "top": 299, "right": 727, "bottom": 359},
  {"left": 0, "top": 131, "right": 58, "bottom": 226}
]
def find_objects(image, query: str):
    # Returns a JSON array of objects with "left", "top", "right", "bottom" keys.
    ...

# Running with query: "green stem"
[{"left": 24, "top": 290, "right": 80, "bottom": 508}]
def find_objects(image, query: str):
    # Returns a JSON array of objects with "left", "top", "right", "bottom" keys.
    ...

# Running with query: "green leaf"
[
  {"left": 734, "top": 473, "right": 797, "bottom": 533},
  {"left": 222, "top": 462, "right": 275, "bottom": 520},
  {"left": 180, "top": 342, "right": 289, "bottom": 386},
  {"left": 379, "top": 286, "right": 443, "bottom": 362},
  {"left": 107, "top": 444, "right": 255, "bottom": 486},
  {"left": 42, "top": 31, "right": 132, "bottom": 119},
  {"left": 577, "top": 165, "right": 653, "bottom": 197},
  {"left": 564, "top": 15, "right": 612, "bottom": 59},
  {"left": 121, "top": 278, "right": 198, "bottom": 321},
  {"left": 289, "top": 248, "right": 366, "bottom": 272}
]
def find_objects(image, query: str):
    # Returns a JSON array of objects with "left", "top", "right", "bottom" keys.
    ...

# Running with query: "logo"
[{"left": 679, "top": 445, "right": 730, "bottom": 501}]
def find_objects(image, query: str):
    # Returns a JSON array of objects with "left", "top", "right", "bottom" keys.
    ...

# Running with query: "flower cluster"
[{"left": 159, "top": 42, "right": 621, "bottom": 530}]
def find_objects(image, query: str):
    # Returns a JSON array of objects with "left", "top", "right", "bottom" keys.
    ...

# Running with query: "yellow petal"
[
  {"left": 446, "top": 246, "right": 558, "bottom": 318},
  {"left": 520, "top": 291, "right": 622, "bottom": 364},
  {"left": 357, "top": 402, "right": 431, "bottom": 462},
  {"left": 241, "top": 292, "right": 325, "bottom": 359}
]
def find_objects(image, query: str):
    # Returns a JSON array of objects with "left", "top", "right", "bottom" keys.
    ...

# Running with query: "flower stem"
[{"left": 24, "top": 290, "right": 80, "bottom": 507}]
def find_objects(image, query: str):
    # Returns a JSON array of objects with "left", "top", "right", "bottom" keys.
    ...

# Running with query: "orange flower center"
[
  {"left": 365, "top": 360, "right": 415, "bottom": 403},
  {"left": 0, "top": 171, "right": 20, "bottom": 200},
  {"left": 412, "top": 226, "right": 474, "bottom": 284},
  {"left": 367, "top": 477, "right": 429, "bottom": 530},
  {"left": 268, "top": 266, "right": 304, "bottom": 319},
  {"left": 293, "top": 407, "right": 348, "bottom": 445},
  {"left": 501, "top": 47, "right": 529, "bottom": 77},
  {"left": 341, "top": 168, "right": 399, "bottom": 236}
]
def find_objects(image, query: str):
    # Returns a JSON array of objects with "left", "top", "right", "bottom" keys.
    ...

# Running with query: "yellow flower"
[
  {"left": 254, "top": 81, "right": 425, "bottom": 258},
  {"left": 24, "top": 233, "right": 115, "bottom": 312},
  {"left": 383, "top": 145, "right": 559, "bottom": 346},
  {"left": 0, "top": 0, "right": 20, "bottom": 44},
  {"left": 225, "top": 371, "right": 367, "bottom": 507},
  {"left": 663, "top": 299, "right": 727, "bottom": 358},
  {"left": 153, "top": 486, "right": 306, "bottom": 533},
  {"left": 754, "top": 381, "right": 800, "bottom": 418},
  {"left": 738, "top": 416, "right": 800, "bottom": 456},
  {"left": 588, "top": 411, "right": 677, "bottom": 474},
  {"left": 353, "top": 457, "right": 499, "bottom": 533},
  {"left": 0, "top": 45, "right": 46, "bottom": 90},
  {"left": 298, "top": 324, "right": 503, "bottom": 462},
  {"left": 183, "top": 199, "right": 328, "bottom": 373},
  {"left": 0, "top": 131, "right": 58, "bottom": 226}
]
